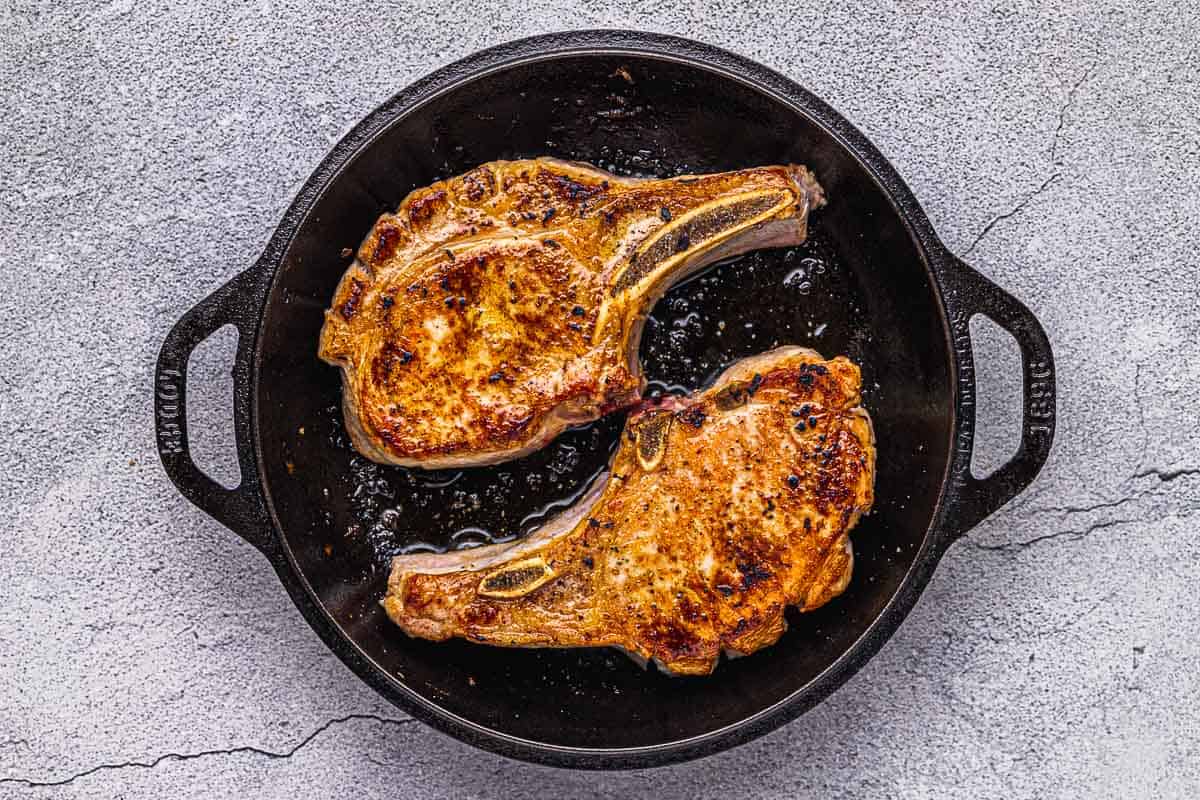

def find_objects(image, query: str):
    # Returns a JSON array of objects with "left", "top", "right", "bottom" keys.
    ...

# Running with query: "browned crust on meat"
[
  {"left": 382, "top": 347, "right": 874, "bottom": 675},
  {"left": 319, "top": 158, "right": 824, "bottom": 468}
]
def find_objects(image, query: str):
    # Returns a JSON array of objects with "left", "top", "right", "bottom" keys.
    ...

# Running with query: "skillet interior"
[{"left": 256, "top": 53, "right": 953, "bottom": 750}]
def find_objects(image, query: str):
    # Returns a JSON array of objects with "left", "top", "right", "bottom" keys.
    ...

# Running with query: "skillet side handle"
[
  {"left": 940, "top": 258, "right": 1057, "bottom": 540},
  {"left": 154, "top": 268, "right": 273, "bottom": 553}
]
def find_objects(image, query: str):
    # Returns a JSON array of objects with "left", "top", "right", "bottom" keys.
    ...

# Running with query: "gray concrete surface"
[{"left": 2, "top": 1, "right": 1198, "bottom": 797}]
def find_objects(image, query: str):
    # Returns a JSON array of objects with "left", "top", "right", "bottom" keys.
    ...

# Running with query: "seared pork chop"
[
  {"left": 382, "top": 347, "right": 875, "bottom": 676},
  {"left": 319, "top": 158, "right": 824, "bottom": 468}
]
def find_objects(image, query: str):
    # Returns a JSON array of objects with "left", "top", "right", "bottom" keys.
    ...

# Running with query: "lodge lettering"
[{"left": 157, "top": 368, "right": 185, "bottom": 455}]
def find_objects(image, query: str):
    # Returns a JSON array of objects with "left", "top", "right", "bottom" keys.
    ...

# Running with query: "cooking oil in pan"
[
  {"left": 316, "top": 218, "right": 868, "bottom": 571},
  {"left": 318, "top": 96, "right": 871, "bottom": 567}
]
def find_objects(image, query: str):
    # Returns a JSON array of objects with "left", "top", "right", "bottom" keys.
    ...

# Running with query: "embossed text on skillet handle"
[
  {"left": 938, "top": 256, "right": 1057, "bottom": 542},
  {"left": 154, "top": 267, "right": 273, "bottom": 553}
]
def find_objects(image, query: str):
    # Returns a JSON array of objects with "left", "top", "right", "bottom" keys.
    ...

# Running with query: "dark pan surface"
[{"left": 255, "top": 52, "right": 953, "bottom": 750}]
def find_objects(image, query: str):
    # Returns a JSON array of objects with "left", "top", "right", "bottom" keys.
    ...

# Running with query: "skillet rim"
[
  {"left": 258, "top": 30, "right": 961, "bottom": 768},
  {"left": 150, "top": 29, "right": 1054, "bottom": 769}
]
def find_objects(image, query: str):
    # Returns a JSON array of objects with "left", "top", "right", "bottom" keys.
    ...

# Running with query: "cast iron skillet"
[{"left": 154, "top": 31, "right": 1056, "bottom": 768}]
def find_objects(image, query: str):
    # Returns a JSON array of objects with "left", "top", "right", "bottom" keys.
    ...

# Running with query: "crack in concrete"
[
  {"left": 1027, "top": 463, "right": 1198, "bottom": 516},
  {"left": 962, "top": 172, "right": 1061, "bottom": 258},
  {"left": 1050, "top": 64, "right": 1096, "bottom": 165},
  {"left": 1134, "top": 467, "right": 1200, "bottom": 483},
  {"left": 981, "top": 459, "right": 1200, "bottom": 551},
  {"left": 986, "top": 399, "right": 1200, "bottom": 546},
  {"left": 965, "top": 516, "right": 1136, "bottom": 551},
  {"left": 1030, "top": 495, "right": 1137, "bottom": 516},
  {"left": 961, "top": 64, "right": 1096, "bottom": 259},
  {"left": 0, "top": 714, "right": 419, "bottom": 790},
  {"left": 968, "top": 498, "right": 1200, "bottom": 552}
]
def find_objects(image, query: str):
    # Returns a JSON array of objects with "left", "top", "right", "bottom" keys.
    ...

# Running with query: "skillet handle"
[
  {"left": 154, "top": 268, "right": 273, "bottom": 553},
  {"left": 939, "top": 258, "right": 1057, "bottom": 540}
]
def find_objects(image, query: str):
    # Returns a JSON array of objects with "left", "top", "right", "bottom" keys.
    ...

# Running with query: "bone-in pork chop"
[
  {"left": 319, "top": 158, "right": 824, "bottom": 468},
  {"left": 382, "top": 347, "right": 874, "bottom": 676}
]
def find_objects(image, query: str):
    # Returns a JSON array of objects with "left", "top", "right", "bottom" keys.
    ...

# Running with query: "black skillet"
[{"left": 154, "top": 31, "right": 1056, "bottom": 768}]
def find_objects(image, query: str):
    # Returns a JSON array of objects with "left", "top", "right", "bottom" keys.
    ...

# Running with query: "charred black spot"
[
  {"left": 544, "top": 172, "right": 604, "bottom": 204},
  {"left": 372, "top": 341, "right": 414, "bottom": 383},
  {"left": 737, "top": 561, "right": 772, "bottom": 590},
  {"left": 747, "top": 373, "right": 764, "bottom": 396},
  {"left": 677, "top": 406, "right": 707, "bottom": 429},
  {"left": 461, "top": 167, "right": 496, "bottom": 202},
  {"left": 339, "top": 279, "right": 365, "bottom": 320}
]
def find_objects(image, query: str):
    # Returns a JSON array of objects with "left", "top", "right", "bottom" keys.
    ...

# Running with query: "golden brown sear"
[
  {"left": 382, "top": 347, "right": 875, "bottom": 676},
  {"left": 319, "top": 158, "right": 824, "bottom": 468}
]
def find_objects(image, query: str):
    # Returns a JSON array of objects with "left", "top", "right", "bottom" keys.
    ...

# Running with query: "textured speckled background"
[{"left": 3, "top": 2, "right": 1199, "bottom": 797}]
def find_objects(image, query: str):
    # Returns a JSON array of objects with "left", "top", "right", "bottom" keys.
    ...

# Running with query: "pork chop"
[
  {"left": 382, "top": 346, "right": 875, "bottom": 676},
  {"left": 319, "top": 158, "right": 825, "bottom": 468}
]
